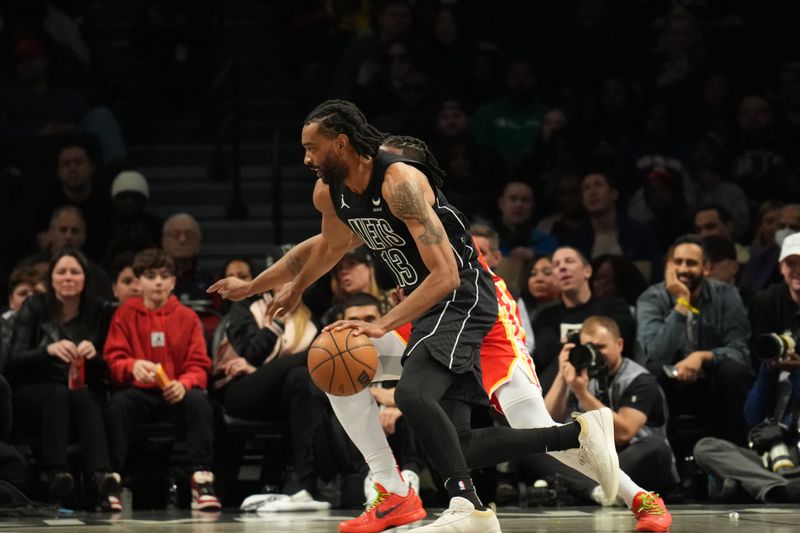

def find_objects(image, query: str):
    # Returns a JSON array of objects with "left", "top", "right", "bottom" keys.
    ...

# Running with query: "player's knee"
[
  {"left": 456, "top": 426, "right": 472, "bottom": 450},
  {"left": 394, "top": 381, "right": 422, "bottom": 415}
]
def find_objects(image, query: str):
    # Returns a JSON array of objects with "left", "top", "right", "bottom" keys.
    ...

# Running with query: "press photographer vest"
[{"left": 568, "top": 358, "right": 670, "bottom": 445}]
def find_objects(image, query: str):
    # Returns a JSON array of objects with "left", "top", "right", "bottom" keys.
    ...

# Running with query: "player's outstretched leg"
[
  {"left": 496, "top": 365, "right": 671, "bottom": 531},
  {"left": 327, "top": 388, "right": 426, "bottom": 533}
]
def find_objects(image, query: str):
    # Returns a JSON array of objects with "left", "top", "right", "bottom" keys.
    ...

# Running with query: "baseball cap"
[
  {"left": 111, "top": 171, "right": 149, "bottom": 199},
  {"left": 779, "top": 232, "right": 800, "bottom": 262}
]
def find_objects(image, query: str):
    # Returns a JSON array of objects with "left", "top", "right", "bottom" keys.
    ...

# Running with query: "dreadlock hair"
[
  {"left": 382, "top": 135, "right": 447, "bottom": 188},
  {"left": 304, "top": 100, "right": 388, "bottom": 158}
]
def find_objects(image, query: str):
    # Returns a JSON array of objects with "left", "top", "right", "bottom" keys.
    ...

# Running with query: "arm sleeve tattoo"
[
  {"left": 285, "top": 251, "right": 303, "bottom": 275},
  {"left": 389, "top": 179, "right": 444, "bottom": 246}
]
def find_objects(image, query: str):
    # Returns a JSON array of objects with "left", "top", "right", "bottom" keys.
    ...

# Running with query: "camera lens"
[
  {"left": 569, "top": 344, "right": 598, "bottom": 370},
  {"left": 753, "top": 333, "right": 788, "bottom": 360}
]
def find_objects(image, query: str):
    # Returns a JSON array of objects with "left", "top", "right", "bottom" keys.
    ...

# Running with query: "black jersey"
[
  {"left": 329, "top": 151, "right": 476, "bottom": 293},
  {"left": 329, "top": 151, "right": 498, "bottom": 376}
]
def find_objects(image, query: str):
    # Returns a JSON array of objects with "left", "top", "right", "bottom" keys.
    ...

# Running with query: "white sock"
[
  {"left": 495, "top": 361, "right": 641, "bottom": 508},
  {"left": 495, "top": 361, "right": 557, "bottom": 428},
  {"left": 326, "top": 388, "right": 408, "bottom": 496}
]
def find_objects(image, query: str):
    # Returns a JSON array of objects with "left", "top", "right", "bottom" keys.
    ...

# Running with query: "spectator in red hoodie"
[{"left": 103, "top": 248, "right": 219, "bottom": 511}]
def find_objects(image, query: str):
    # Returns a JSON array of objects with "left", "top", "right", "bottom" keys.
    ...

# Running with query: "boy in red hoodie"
[{"left": 104, "top": 248, "right": 220, "bottom": 511}]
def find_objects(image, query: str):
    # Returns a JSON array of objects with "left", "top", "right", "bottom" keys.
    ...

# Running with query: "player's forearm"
[
  {"left": 291, "top": 238, "right": 348, "bottom": 295},
  {"left": 249, "top": 235, "right": 321, "bottom": 294},
  {"left": 376, "top": 269, "right": 459, "bottom": 334}
]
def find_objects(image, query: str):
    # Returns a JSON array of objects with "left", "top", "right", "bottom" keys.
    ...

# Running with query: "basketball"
[{"left": 308, "top": 328, "right": 378, "bottom": 396}]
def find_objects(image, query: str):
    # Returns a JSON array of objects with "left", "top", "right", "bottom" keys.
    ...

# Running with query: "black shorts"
[{"left": 402, "top": 266, "right": 497, "bottom": 376}]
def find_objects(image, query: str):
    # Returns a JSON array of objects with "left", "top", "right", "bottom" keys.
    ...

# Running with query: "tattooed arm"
[
  {"left": 257, "top": 179, "right": 364, "bottom": 318},
  {"left": 374, "top": 163, "right": 460, "bottom": 332},
  {"left": 209, "top": 180, "right": 362, "bottom": 301},
  {"left": 246, "top": 235, "right": 320, "bottom": 295}
]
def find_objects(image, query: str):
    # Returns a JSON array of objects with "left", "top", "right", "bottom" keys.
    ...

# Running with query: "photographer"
[
  {"left": 693, "top": 232, "right": 800, "bottom": 503},
  {"left": 543, "top": 316, "right": 677, "bottom": 496},
  {"left": 693, "top": 346, "right": 800, "bottom": 503},
  {"left": 749, "top": 232, "right": 800, "bottom": 363}
]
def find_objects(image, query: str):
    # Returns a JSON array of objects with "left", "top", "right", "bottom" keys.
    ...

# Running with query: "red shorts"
[
  {"left": 480, "top": 275, "right": 539, "bottom": 412},
  {"left": 372, "top": 270, "right": 538, "bottom": 412}
]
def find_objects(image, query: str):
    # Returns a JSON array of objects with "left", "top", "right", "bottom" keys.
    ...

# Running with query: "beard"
[
  {"left": 317, "top": 153, "right": 349, "bottom": 185},
  {"left": 679, "top": 273, "right": 702, "bottom": 292}
]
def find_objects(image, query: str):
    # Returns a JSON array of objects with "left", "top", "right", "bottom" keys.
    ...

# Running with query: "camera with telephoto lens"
[
  {"left": 566, "top": 331, "right": 605, "bottom": 377},
  {"left": 752, "top": 332, "right": 797, "bottom": 362},
  {"left": 748, "top": 420, "right": 797, "bottom": 474}
]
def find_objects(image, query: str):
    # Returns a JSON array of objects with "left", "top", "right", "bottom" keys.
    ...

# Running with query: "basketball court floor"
[{"left": 2, "top": 505, "right": 798, "bottom": 532}]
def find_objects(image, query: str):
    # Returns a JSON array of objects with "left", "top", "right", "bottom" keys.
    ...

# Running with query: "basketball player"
[
  {"left": 380, "top": 136, "right": 672, "bottom": 532},
  {"left": 210, "top": 100, "right": 619, "bottom": 533}
]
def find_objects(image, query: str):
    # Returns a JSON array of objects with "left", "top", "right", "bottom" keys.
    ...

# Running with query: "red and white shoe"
[
  {"left": 338, "top": 483, "right": 426, "bottom": 533},
  {"left": 191, "top": 471, "right": 222, "bottom": 511},
  {"left": 107, "top": 494, "right": 122, "bottom": 512},
  {"left": 632, "top": 491, "right": 672, "bottom": 532}
]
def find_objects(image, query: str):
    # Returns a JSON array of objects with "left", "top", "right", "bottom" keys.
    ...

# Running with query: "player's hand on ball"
[
  {"left": 207, "top": 276, "right": 252, "bottom": 301},
  {"left": 324, "top": 319, "right": 386, "bottom": 338}
]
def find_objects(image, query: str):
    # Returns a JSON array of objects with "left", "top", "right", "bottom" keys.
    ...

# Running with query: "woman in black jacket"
[
  {"left": 7, "top": 250, "right": 119, "bottom": 502},
  {"left": 212, "top": 290, "right": 328, "bottom": 497}
]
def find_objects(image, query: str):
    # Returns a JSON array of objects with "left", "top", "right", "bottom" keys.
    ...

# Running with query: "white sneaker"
[
  {"left": 575, "top": 408, "right": 619, "bottom": 501},
  {"left": 402, "top": 469, "right": 420, "bottom": 495},
  {"left": 256, "top": 489, "right": 330, "bottom": 512},
  {"left": 408, "top": 496, "right": 501, "bottom": 532},
  {"left": 240, "top": 493, "right": 289, "bottom": 511}
]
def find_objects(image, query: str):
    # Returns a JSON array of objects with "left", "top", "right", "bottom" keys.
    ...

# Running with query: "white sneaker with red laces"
[{"left": 191, "top": 471, "right": 222, "bottom": 511}]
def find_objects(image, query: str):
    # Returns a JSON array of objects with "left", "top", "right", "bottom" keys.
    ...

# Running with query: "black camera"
[
  {"left": 753, "top": 332, "right": 796, "bottom": 361},
  {"left": 566, "top": 331, "right": 605, "bottom": 376},
  {"left": 748, "top": 420, "right": 797, "bottom": 474},
  {"left": 569, "top": 343, "right": 602, "bottom": 371}
]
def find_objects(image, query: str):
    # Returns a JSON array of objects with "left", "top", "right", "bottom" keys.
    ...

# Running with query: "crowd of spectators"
[{"left": 2, "top": 0, "right": 800, "bottom": 512}]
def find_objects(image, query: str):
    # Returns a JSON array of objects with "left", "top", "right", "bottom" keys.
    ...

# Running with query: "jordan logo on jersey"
[{"left": 340, "top": 194, "right": 350, "bottom": 209}]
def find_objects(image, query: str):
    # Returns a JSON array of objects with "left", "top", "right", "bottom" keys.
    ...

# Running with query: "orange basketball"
[{"left": 308, "top": 328, "right": 378, "bottom": 396}]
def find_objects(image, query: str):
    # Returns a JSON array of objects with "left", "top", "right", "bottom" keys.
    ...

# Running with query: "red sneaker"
[
  {"left": 338, "top": 483, "right": 426, "bottom": 533},
  {"left": 632, "top": 491, "right": 672, "bottom": 532},
  {"left": 191, "top": 471, "right": 222, "bottom": 511}
]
